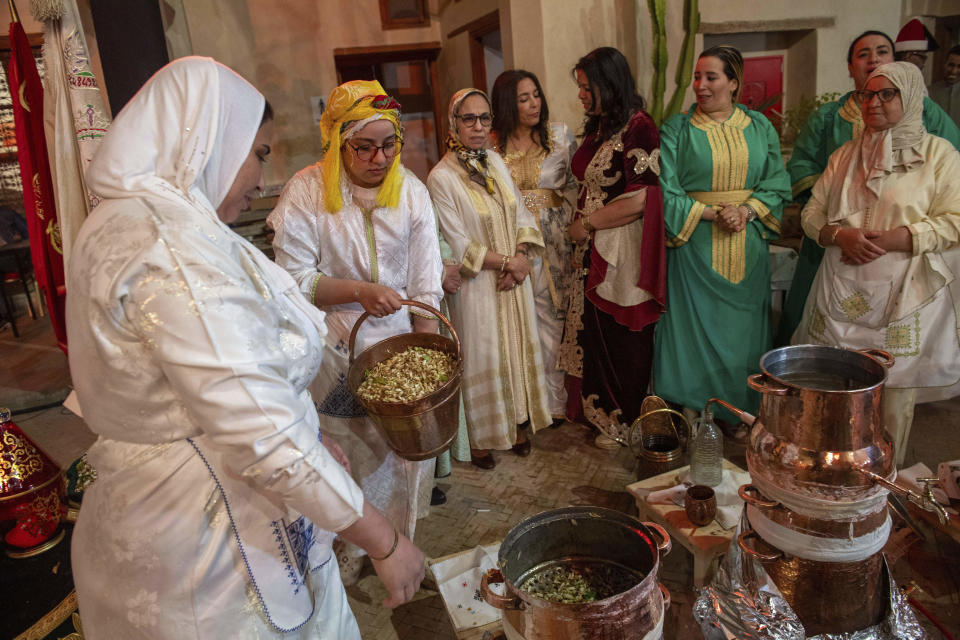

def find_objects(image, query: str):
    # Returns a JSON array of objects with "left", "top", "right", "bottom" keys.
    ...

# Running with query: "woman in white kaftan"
[
  {"left": 66, "top": 58, "right": 424, "bottom": 640},
  {"left": 794, "top": 62, "right": 960, "bottom": 464},
  {"left": 427, "top": 88, "right": 551, "bottom": 463},
  {"left": 269, "top": 80, "right": 443, "bottom": 567},
  {"left": 490, "top": 70, "right": 577, "bottom": 422}
]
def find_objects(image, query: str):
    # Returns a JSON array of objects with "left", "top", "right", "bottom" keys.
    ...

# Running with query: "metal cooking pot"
[
  {"left": 346, "top": 300, "right": 462, "bottom": 461},
  {"left": 743, "top": 346, "right": 895, "bottom": 500},
  {"left": 481, "top": 506, "right": 671, "bottom": 640}
]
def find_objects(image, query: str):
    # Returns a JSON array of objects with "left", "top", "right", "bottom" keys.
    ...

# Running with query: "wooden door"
[{"left": 740, "top": 55, "right": 783, "bottom": 127}]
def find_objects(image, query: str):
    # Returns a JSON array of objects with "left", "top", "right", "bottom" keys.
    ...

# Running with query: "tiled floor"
[{"left": 4, "top": 314, "right": 960, "bottom": 638}]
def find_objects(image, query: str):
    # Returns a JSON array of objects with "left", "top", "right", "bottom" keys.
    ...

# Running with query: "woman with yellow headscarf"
[
  {"left": 427, "top": 88, "right": 551, "bottom": 470},
  {"left": 269, "top": 79, "right": 443, "bottom": 582}
]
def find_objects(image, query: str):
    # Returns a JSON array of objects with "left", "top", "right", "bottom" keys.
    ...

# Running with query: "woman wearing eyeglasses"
[
  {"left": 270, "top": 80, "right": 443, "bottom": 582},
  {"left": 794, "top": 62, "right": 960, "bottom": 464},
  {"left": 427, "top": 88, "right": 551, "bottom": 470}
]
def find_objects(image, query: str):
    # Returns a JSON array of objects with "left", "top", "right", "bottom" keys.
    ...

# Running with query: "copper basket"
[
  {"left": 628, "top": 397, "right": 691, "bottom": 480},
  {"left": 346, "top": 300, "right": 462, "bottom": 461}
]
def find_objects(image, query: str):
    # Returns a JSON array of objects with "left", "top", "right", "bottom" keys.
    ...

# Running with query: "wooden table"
[{"left": 626, "top": 459, "right": 745, "bottom": 587}]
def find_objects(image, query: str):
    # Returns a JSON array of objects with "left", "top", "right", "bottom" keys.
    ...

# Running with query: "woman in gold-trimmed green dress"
[
  {"left": 427, "top": 88, "right": 551, "bottom": 469},
  {"left": 654, "top": 46, "right": 791, "bottom": 420}
]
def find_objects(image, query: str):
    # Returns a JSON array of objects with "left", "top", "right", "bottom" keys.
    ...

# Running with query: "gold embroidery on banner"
[
  {"left": 33, "top": 174, "right": 45, "bottom": 220},
  {"left": 626, "top": 147, "right": 661, "bottom": 176},
  {"left": 840, "top": 291, "right": 871, "bottom": 320},
  {"left": 19, "top": 82, "right": 30, "bottom": 112},
  {"left": 47, "top": 219, "right": 64, "bottom": 255},
  {"left": 0, "top": 430, "right": 44, "bottom": 485}
]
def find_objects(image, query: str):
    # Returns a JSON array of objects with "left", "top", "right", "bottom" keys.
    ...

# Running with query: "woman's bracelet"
[
  {"left": 499, "top": 254, "right": 509, "bottom": 272},
  {"left": 828, "top": 225, "right": 842, "bottom": 245},
  {"left": 369, "top": 528, "right": 400, "bottom": 561}
]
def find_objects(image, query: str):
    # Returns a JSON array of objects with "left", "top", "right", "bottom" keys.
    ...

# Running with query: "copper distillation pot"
[{"left": 707, "top": 345, "right": 949, "bottom": 636}]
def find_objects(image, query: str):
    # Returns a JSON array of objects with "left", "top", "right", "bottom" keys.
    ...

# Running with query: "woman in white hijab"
[
  {"left": 66, "top": 57, "right": 424, "bottom": 639},
  {"left": 794, "top": 61, "right": 960, "bottom": 465}
]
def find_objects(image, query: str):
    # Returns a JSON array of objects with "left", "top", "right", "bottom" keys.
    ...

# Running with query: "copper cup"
[{"left": 685, "top": 485, "right": 717, "bottom": 527}]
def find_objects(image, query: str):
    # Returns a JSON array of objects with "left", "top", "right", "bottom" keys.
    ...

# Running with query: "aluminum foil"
[{"left": 693, "top": 514, "right": 926, "bottom": 640}]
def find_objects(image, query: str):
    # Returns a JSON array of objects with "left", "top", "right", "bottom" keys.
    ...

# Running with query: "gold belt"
[
  {"left": 687, "top": 189, "right": 754, "bottom": 285},
  {"left": 520, "top": 188, "right": 563, "bottom": 212},
  {"left": 686, "top": 189, "right": 753, "bottom": 206}
]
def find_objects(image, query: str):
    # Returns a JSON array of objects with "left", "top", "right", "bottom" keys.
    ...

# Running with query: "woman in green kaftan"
[{"left": 654, "top": 46, "right": 791, "bottom": 420}]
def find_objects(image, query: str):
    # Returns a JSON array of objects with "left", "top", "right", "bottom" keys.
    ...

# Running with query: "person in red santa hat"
[{"left": 895, "top": 18, "right": 939, "bottom": 70}]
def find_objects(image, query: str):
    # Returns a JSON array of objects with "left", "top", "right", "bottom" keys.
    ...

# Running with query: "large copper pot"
[
  {"left": 738, "top": 511, "right": 886, "bottom": 635},
  {"left": 744, "top": 345, "right": 895, "bottom": 501},
  {"left": 481, "top": 507, "right": 671, "bottom": 640},
  {"left": 346, "top": 300, "right": 462, "bottom": 461}
]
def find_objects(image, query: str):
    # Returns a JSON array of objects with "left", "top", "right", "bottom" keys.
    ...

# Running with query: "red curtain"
[{"left": 7, "top": 19, "right": 67, "bottom": 352}]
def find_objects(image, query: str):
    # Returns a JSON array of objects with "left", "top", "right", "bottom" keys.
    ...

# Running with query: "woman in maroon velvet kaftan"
[{"left": 559, "top": 47, "right": 666, "bottom": 443}]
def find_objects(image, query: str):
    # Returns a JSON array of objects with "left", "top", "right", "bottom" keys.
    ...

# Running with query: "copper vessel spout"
[{"left": 857, "top": 468, "right": 950, "bottom": 525}]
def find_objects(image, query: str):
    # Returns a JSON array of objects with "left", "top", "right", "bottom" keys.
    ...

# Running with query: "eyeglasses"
[
  {"left": 456, "top": 113, "right": 493, "bottom": 127},
  {"left": 854, "top": 88, "right": 900, "bottom": 104},
  {"left": 346, "top": 138, "right": 402, "bottom": 162}
]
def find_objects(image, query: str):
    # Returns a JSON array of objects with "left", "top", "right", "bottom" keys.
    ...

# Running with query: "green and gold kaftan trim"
[
  {"left": 791, "top": 173, "right": 820, "bottom": 199},
  {"left": 461, "top": 240, "right": 486, "bottom": 278},
  {"left": 746, "top": 197, "right": 780, "bottom": 235},
  {"left": 712, "top": 224, "right": 747, "bottom": 283},
  {"left": 838, "top": 94, "right": 865, "bottom": 140},
  {"left": 688, "top": 189, "right": 753, "bottom": 283},
  {"left": 688, "top": 108, "right": 755, "bottom": 283},
  {"left": 667, "top": 200, "right": 705, "bottom": 247}
]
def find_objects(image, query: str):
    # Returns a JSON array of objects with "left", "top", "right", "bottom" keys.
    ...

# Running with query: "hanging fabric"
[
  {"left": 32, "top": 0, "right": 111, "bottom": 268},
  {"left": 7, "top": 0, "right": 67, "bottom": 351}
]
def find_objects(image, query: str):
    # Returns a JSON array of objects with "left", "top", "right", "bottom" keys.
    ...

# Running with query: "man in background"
[
  {"left": 931, "top": 45, "right": 960, "bottom": 126},
  {"left": 895, "top": 18, "right": 939, "bottom": 70}
]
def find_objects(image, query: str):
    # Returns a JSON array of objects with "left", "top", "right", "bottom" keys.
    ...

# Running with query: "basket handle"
[
  {"left": 627, "top": 408, "right": 692, "bottom": 460},
  {"left": 347, "top": 299, "right": 460, "bottom": 364}
]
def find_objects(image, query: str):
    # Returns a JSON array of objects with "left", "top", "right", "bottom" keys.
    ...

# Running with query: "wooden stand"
[{"left": 627, "top": 459, "right": 744, "bottom": 587}]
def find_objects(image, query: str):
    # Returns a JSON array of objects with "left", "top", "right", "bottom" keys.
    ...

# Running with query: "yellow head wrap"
[{"left": 319, "top": 80, "right": 404, "bottom": 212}]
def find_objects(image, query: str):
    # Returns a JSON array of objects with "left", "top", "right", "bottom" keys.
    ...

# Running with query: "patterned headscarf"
[
  {"left": 319, "top": 80, "right": 403, "bottom": 212},
  {"left": 831, "top": 61, "right": 928, "bottom": 222},
  {"left": 446, "top": 88, "right": 495, "bottom": 194}
]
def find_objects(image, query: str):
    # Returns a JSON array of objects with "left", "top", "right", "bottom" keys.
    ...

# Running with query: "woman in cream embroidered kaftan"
[
  {"left": 490, "top": 69, "right": 577, "bottom": 422},
  {"left": 427, "top": 88, "right": 551, "bottom": 463},
  {"left": 654, "top": 46, "right": 790, "bottom": 421},
  {"left": 269, "top": 80, "right": 442, "bottom": 566},
  {"left": 559, "top": 47, "right": 667, "bottom": 444},
  {"left": 794, "top": 62, "right": 960, "bottom": 464},
  {"left": 777, "top": 30, "right": 960, "bottom": 345},
  {"left": 66, "top": 58, "right": 424, "bottom": 640}
]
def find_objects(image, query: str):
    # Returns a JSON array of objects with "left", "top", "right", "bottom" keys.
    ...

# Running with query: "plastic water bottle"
[{"left": 690, "top": 409, "right": 723, "bottom": 487}]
